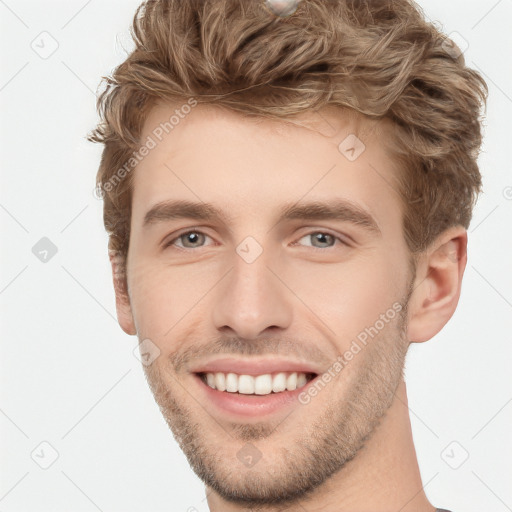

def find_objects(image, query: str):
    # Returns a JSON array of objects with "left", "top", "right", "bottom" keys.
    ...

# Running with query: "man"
[{"left": 88, "top": 0, "right": 487, "bottom": 510}]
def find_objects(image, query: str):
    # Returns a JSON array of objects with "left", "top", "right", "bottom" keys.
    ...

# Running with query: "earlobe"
[
  {"left": 406, "top": 227, "right": 468, "bottom": 343},
  {"left": 109, "top": 251, "right": 137, "bottom": 336}
]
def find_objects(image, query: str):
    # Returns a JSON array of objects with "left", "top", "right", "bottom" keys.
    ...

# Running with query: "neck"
[{"left": 206, "top": 379, "right": 436, "bottom": 512}]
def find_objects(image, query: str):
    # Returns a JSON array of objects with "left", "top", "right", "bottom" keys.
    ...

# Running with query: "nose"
[{"left": 211, "top": 248, "right": 293, "bottom": 340}]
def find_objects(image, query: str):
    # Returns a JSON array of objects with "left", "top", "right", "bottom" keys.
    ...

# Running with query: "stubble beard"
[{"left": 142, "top": 293, "right": 411, "bottom": 508}]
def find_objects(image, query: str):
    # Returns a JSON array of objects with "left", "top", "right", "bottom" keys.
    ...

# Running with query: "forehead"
[{"left": 131, "top": 102, "right": 402, "bottom": 233}]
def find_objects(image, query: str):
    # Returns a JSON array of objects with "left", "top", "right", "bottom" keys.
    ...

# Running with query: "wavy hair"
[{"left": 88, "top": 0, "right": 487, "bottom": 279}]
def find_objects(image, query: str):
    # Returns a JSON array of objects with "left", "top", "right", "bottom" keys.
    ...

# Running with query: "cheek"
[
  {"left": 127, "top": 260, "right": 216, "bottom": 335},
  {"left": 284, "top": 253, "right": 403, "bottom": 341}
]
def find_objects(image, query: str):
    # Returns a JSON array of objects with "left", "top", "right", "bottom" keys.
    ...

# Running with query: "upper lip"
[{"left": 190, "top": 357, "right": 321, "bottom": 376}]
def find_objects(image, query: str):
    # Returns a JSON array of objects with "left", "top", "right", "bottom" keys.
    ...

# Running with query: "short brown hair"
[{"left": 88, "top": 0, "right": 487, "bottom": 279}]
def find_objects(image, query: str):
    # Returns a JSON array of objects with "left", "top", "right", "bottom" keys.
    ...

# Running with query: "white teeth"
[
  {"left": 206, "top": 373, "right": 215, "bottom": 388},
  {"left": 214, "top": 372, "right": 226, "bottom": 391},
  {"left": 238, "top": 374, "right": 255, "bottom": 394},
  {"left": 254, "top": 374, "right": 272, "bottom": 395},
  {"left": 297, "top": 372, "right": 307, "bottom": 388},
  {"left": 272, "top": 372, "right": 287, "bottom": 392},
  {"left": 202, "top": 371, "right": 312, "bottom": 395},
  {"left": 226, "top": 372, "right": 238, "bottom": 392},
  {"left": 286, "top": 372, "right": 297, "bottom": 391}
]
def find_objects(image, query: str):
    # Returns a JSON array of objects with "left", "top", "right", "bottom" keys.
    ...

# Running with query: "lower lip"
[{"left": 194, "top": 374, "right": 316, "bottom": 418}]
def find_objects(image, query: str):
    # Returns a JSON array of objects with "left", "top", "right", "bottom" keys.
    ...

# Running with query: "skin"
[{"left": 110, "top": 102, "right": 467, "bottom": 512}]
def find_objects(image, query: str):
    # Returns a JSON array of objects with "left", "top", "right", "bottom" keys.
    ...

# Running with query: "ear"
[
  {"left": 109, "top": 251, "right": 137, "bottom": 336},
  {"left": 406, "top": 226, "right": 468, "bottom": 343}
]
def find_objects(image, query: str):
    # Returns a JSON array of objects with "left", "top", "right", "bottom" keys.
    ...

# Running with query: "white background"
[{"left": 1, "top": 0, "right": 511, "bottom": 511}]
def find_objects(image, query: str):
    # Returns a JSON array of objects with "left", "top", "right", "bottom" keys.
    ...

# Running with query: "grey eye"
[
  {"left": 177, "top": 231, "right": 207, "bottom": 248},
  {"left": 298, "top": 232, "right": 336, "bottom": 249}
]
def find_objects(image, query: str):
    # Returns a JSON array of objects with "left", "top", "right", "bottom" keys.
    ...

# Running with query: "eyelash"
[{"left": 162, "top": 229, "right": 350, "bottom": 251}]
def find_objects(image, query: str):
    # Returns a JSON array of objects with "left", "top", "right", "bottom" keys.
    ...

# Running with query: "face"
[{"left": 121, "top": 103, "right": 415, "bottom": 506}]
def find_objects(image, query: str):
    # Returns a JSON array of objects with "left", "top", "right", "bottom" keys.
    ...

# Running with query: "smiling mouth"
[{"left": 196, "top": 371, "right": 317, "bottom": 395}]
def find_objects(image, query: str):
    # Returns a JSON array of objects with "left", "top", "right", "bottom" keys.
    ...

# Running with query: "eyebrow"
[{"left": 143, "top": 198, "right": 381, "bottom": 235}]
